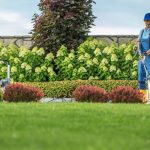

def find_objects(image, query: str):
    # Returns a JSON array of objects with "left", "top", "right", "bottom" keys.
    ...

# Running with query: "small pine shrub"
[
  {"left": 3, "top": 83, "right": 44, "bottom": 102},
  {"left": 72, "top": 85, "right": 109, "bottom": 103},
  {"left": 109, "top": 86, "right": 144, "bottom": 103}
]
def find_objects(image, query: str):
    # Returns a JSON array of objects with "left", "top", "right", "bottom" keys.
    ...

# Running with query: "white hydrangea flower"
[
  {"left": 94, "top": 48, "right": 102, "bottom": 56},
  {"left": 47, "top": 67, "right": 56, "bottom": 76},
  {"left": 87, "top": 60, "right": 93, "bottom": 66},
  {"left": 78, "top": 67, "right": 87, "bottom": 73},
  {"left": 124, "top": 47, "right": 131, "bottom": 53},
  {"left": 9, "top": 56, "right": 14, "bottom": 61},
  {"left": 19, "top": 50, "right": 28, "bottom": 57},
  {"left": 1, "top": 47, "right": 7, "bottom": 57},
  {"left": 101, "top": 58, "right": 108, "bottom": 64},
  {"left": 49, "top": 71, "right": 56, "bottom": 76},
  {"left": 102, "top": 66, "right": 108, "bottom": 72},
  {"left": 132, "top": 71, "right": 137, "bottom": 77},
  {"left": 47, "top": 67, "right": 53, "bottom": 73},
  {"left": 56, "top": 50, "right": 64, "bottom": 57},
  {"left": 111, "top": 54, "right": 118, "bottom": 62},
  {"left": 94, "top": 76, "right": 99, "bottom": 80},
  {"left": 120, "top": 44, "right": 126, "bottom": 49},
  {"left": 21, "top": 62, "right": 28, "bottom": 69},
  {"left": 84, "top": 53, "right": 91, "bottom": 59},
  {"left": 93, "top": 58, "right": 99, "bottom": 65},
  {"left": 133, "top": 60, "right": 138, "bottom": 67},
  {"left": 11, "top": 66, "right": 17, "bottom": 73},
  {"left": 68, "top": 53, "right": 75, "bottom": 60},
  {"left": 1, "top": 66, "right": 7, "bottom": 72},
  {"left": 19, "top": 74, "right": 24, "bottom": 79},
  {"left": 78, "top": 47, "right": 85, "bottom": 53},
  {"left": 45, "top": 53, "right": 54, "bottom": 60},
  {"left": 68, "top": 64, "right": 73, "bottom": 69},
  {"left": 88, "top": 76, "right": 95, "bottom": 80},
  {"left": 78, "top": 55, "right": 85, "bottom": 62},
  {"left": 14, "top": 58, "right": 20, "bottom": 64},
  {"left": 116, "top": 69, "right": 121, "bottom": 74},
  {"left": 99, "top": 63, "right": 105, "bottom": 69},
  {"left": 25, "top": 65, "right": 32, "bottom": 72},
  {"left": 89, "top": 76, "right": 99, "bottom": 80},
  {"left": 1, "top": 47, "right": 7, "bottom": 54},
  {"left": 36, "top": 48, "right": 45, "bottom": 56},
  {"left": 41, "top": 65, "right": 47, "bottom": 71},
  {"left": 110, "top": 65, "right": 116, "bottom": 72},
  {"left": 89, "top": 42, "right": 96, "bottom": 50},
  {"left": 103, "top": 47, "right": 113, "bottom": 55},
  {"left": 32, "top": 47, "right": 38, "bottom": 53},
  {"left": 72, "top": 68, "right": 77, "bottom": 76},
  {"left": 125, "top": 54, "right": 133, "bottom": 61},
  {"left": 35, "top": 67, "right": 41, "bottom": 74},
  {"left": 56, "top": 46, "right": 67, "bottom": 57},
  {"left": 103, "top": 47, "right": 109, "bottom": 54},
  {"left": 64, "top": 57, "right": 70, "bottom": 63}
]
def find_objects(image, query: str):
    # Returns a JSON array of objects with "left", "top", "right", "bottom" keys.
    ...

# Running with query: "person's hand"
[{"left": 146, "top": 49, "right": 150, "bottom": 55}]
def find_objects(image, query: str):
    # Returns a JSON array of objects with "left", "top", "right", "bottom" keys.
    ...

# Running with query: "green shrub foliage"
[
  {"left": 31, "top": 0, "right": 96, "bottom": 53},
  {"left": 25, "top": 80, "right": 137, "bottom": 98}
]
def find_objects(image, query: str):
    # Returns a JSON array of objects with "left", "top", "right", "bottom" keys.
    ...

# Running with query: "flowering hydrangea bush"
[
  {"left": 0, "top": 41, "right": 56, "bottom": 81},
  {"left": 0, "top": 38, "right": 138, "bottom": 81},
  {"left": 55, "top": 38, "right": 138, "bottom": 80}
]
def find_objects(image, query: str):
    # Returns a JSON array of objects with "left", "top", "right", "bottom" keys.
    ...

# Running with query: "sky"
[{"left": 0, "top": 0, "right": 149, "bottom": 35}]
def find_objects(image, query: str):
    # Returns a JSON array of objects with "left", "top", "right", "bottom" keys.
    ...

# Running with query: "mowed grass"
[{"left": 0, "top": 103, "right": 150, "bottom": 150}]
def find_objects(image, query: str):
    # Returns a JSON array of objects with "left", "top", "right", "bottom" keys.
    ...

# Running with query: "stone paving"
[{"left": 40, "top": 97, "right": 75, "bottom": 103}]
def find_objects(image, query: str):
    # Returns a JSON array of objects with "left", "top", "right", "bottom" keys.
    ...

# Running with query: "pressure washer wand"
[{"left": 147, "top": 33, "right": 150, "bottom": 104}]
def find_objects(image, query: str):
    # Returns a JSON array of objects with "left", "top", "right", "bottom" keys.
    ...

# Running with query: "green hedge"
[{"left": 24, "top": 80, "right": 137, "bottom": 98}]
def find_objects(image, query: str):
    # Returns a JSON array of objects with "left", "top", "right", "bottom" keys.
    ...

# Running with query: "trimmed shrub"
[
  {"left": 72, "top": 85, "right": 109, "bottom": 102},
  {"left": 25, "top": 80, "right": 137, "bottom": 98},
  {"left": 3, "top": 83, "right": 44, "bottom": 102},
  {"left": 109, "top": 86, "right": 144, "bottom": 103}
]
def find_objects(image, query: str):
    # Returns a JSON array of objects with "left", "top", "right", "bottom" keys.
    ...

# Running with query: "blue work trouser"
[{"left": 138, "top": 55, "right": 150, "bottom": 89}]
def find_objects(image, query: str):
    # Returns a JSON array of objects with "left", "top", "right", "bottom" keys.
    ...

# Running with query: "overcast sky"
[{"left": 0, "top": 0, "right": 149, "bottom": 35}]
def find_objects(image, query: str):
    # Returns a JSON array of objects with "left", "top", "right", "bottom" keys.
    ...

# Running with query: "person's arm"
[
  {"left": 146, "top": 33, "right": 150, "bottom": 55},
  {"left": 137, "top": 29, "right": 144, "bottom": 55}
]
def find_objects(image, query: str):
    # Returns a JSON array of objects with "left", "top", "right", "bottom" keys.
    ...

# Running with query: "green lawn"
[{"left": 0, "top": 103, "right": 150, "bottom": 150}]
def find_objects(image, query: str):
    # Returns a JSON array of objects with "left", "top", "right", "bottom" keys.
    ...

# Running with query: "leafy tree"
[{"left": 31, "top": 0, "right": 96, "bottom": 53}]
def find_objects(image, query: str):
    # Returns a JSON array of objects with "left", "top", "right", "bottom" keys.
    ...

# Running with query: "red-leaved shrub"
[
  {"left": 72, "top": 85, "right": 109, "bottom": 103},
  {"left": 109, "top": 86, "right": 144, "bottom": 103},
  {"left": 3, "top": 83, "right": 44, "bottom": 102}
]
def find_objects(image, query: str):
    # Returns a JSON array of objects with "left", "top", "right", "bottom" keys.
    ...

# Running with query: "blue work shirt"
[{"left": 138, "top": 28, "right": 150, "bottom": 54}]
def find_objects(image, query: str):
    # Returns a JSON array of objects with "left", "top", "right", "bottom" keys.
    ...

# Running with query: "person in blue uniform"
[{"left": 138, "top": 13, "right": 150, "bottom": 98}]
